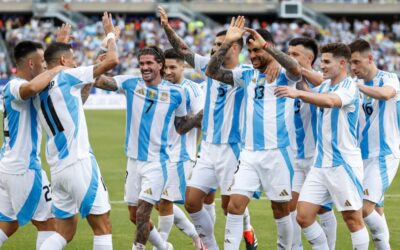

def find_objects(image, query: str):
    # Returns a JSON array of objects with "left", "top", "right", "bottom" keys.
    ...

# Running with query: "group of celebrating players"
[{"left": 0, "top": 6, "right": 399, "bottom": 250}]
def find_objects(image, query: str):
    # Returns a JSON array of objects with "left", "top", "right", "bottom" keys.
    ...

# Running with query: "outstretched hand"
[
  {"left": 56, "top": 23, "right": 73, "bottom": 43},
  {"left": 224, "top": 16, "right": 246, "bottom": 44},
  {"left": 158, "top": 6, "right": 169, "bottom": 27},
  {"left": 102, "top": 11, "right": 115, "bottom": 35}
]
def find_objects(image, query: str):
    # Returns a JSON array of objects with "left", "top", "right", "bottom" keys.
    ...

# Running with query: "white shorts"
[
  {"left": 299, "top": 165, "right": 364, "bottom": 211},
  {"left": 229, "top": 147, "right": 294, "bottom": 202},
  {"left": 187, "top": 141, "right": 240, "bottom": 195},
  {"left": 363, "top": 154, "right": 399, "bottom": 204},
  {"left": 0, "top": 169, "right": 52, "bottom": 226},
  {"left": 124, "top": 158, "right": 167, "bottom": 206},
  {"left": 161, "top": 160, "right": 195, "bottom": 203},
  {"left": 292, "top": 157, "right": 314, "bottom": 193},
  {"left": 51, "top": 156, "right": 111, "bottom": 219}
]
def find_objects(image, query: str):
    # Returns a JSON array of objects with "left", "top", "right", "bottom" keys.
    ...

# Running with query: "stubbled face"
[
  {"left": 320, "top": 53, "right": 343, "bottom": 80},
  {"left": 350, "top": 51, "right": 371, "bottom": 79},
  {"left": 247, "top": 42, "right": 271, "bottom": 71},
  {"left": 63, "top": 49, "right": 77, "bottom": 68},
  {"left": 288, "top": 45, "right": 313, "bottom": 68},
  {"left": 211, "top": 35, "right": 225, "bottom": 56},
  {"left": 164, "top": 58, "right": 184, "bottom": 84},
  {"left": 29, "top": 49, "right": 46, "bottom": 78},
  {"left": 139, "top": 54, "right": 162, "bottom": 83}
]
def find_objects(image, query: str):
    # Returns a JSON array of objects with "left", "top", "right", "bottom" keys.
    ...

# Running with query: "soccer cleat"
[
  {"left": 193, "top": 236, "right": 207, "bottom": 250},
  {"left": 243, "top": 228, "right": 258, "bottom": 250},
  {"left": 166, "top": 242, "right": 174, "bottom": 250}
]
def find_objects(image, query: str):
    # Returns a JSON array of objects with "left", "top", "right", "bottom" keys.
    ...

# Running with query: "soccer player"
[
  {"left": 349, "top": 38, "right": 400, "bottom": 250},
  {"left": 94, "top": 46, "right": 202, "bottom": 250},
  {"left": 0, "top": 41, "right": 65, "bottom": 249},
  {"left": 159, "top": 7, "right": 261, "bottom": 250},
  {"left": 275, "top": 42, "right": 369, "bottom": 250},
  {"left": 286, "top": 37, "right": 337, "bottom": 250},
  {"left": 155, "top": 48, "right": 205, "bottom": 249},
  {"left": 206, "top": 17, "right": 302, "bottom": 250},
  {"left": 37, "top": 12, "right": 119, "bottom": 250}
]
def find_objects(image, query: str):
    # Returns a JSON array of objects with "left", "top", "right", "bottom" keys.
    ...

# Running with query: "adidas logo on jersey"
[
  {"left": 144, "top": 188, "right": 153, "bottom": 195},
  {"left": 162, "top": 190, "right": 169, "bottom": 196},
  {"left": 279, "top": 189, "right": 289, "bottom": 196},
  {"left": 344, "top": 200, "right": 352, "bottom": 207}
]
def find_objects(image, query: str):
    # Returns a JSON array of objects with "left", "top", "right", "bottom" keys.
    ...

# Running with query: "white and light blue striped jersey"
[
  {"left": 313, "top": 77, "right": 362, "bottom": 168},
  {"left": 167, "top": 78, "right": 204, "bottom": 162},
  {"left": 194, "top": 54, "right": 249, "bottom": 145},
  {"left": 232, "top": 68, "right": 299, "bottom": 150},
  {"left": 290, "top": 79, "right": 318, "bottom": 159},
  {"left": 0, "top": 78, "right": 41, "bottom": 174},
  {"left": 33, "top": 66, "right": 95, "bottom": 173},
  {"left": 114, "top": 76, "right": 187, "bottom": 162},
  {"left": 358, "top": 70, "right": 400, "bottom": 159}
]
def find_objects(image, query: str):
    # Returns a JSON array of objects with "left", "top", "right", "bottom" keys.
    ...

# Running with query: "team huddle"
[{"left": 0, "top": 7, "right": 399, "bottom": 250}]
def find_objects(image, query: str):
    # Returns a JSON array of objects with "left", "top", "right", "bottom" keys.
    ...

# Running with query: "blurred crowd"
[{"left": 0, "top": 15, "right": 400, "bottom": 79}]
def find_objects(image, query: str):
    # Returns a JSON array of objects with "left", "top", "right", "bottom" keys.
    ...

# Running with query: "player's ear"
[
  {"left": 60, "top": 55, "right": 66, "bottom": 66},
  {"left": 28, "top": 58, "right": 34, "bottom": 69}
]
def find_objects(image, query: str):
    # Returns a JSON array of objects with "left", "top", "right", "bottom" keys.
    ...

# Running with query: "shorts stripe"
[
  {"left": 17, "top": 169, "right": 42, "bottom": 226},
  {"left": 379, "top": 156, "right": 389, "bottom": 195},
  {"left": 342, "top": 164, "right": 363, "bottom": 198},
  {"left": 0, "top": 212, "right": 13, "bottom": 222},
  {"left": 280, "top": 147, "right": 294, "bottom": 187},
  {"left": 52, "top": 204, "right": 74, "bottom": 219},
  {"left": 177, "top": 161, "right": 186, "bottom": 203},
  {"left": 161, "top": 161, "right": 168, "bottom": 185},
  {"left": 79, "top": 156, "right": 99, "bottom": 218}
]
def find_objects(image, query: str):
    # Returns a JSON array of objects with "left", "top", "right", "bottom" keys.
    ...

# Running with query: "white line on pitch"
[{"left": 110, "top": 194, "right": 400, "bottom": 204}]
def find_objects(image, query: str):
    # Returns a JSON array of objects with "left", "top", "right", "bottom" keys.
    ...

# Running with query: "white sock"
[
  {"left": 39, "top": 232, "right": 67, "bottom": 250},
  {"left": 0, "top": 229, "right": 8, "bottom": 247},
  {"left": 303, "top": 221, "right": 329, "bottom": 250},
  {"left": 173, "top": 205, "right": 198, "bottom": 239},
  {"left": 319, "top": 211, "right": 337, "bottom": 250},
  {"left": 148, "top": 227, "right": 167, "bottom": 250},
  {"left": 381, "top": 213, "right": 390, "bottom": 242},
  {"left": 224, "top": 213, "right": 243, "bottom": 250},
  {"left": 158, "top": 214, "right": 174, "bottom": 241},
  {"left": 189, "top": 208, "right": 218, "bottom": 250},
  {"left": 36, "top": 231, "right": 55, "bottom": 250},
  {"left": 203, "top": 203, "right": 216, "bottom": 226},
  {"left": 243, "top": 207, "right": 252, "bottom": 231},
  {"left": 290, "top": 211, "right": 303, "bottom": 250},
  {"left": 93, "top": 234, "right": 112, "bottom": 250},
  {"left": 364, "top": 211, "right": 389, "bottom": 250},
  {"left": 132, "top": 242, "right": 146, "bottom": 250},
  {"left": 275, "top": 215, "right": 293, "bottom": 249},
  {"left": 350, "top": 227, "right": 369, "bottom": 250}
]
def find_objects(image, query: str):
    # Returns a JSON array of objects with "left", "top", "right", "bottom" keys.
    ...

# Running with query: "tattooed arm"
[
  {"left": 158, "top": 6, "right": 195, "bottom": 67},
  {"left": 81, "top": 83, "right": 93, "bottom": 104},
  {"left": 94, "top": 75, "right": 118, "bottom": 91},
  {"left": 135, "top": 200, "right": 153, "bottom": 245},
  {"left": 205, "top": 42, "right": 235, "bottom": 86},
  {"left": 174, "top": 110, "right": 203, "bottom": 135}
]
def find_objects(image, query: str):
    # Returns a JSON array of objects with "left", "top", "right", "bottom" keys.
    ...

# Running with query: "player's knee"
[
  {"left": 32, "top": 218, "right": 55, "bottom": 231},
  {"left": 343, "top": 214, "right": 364, "bottom": 232},
  {"left": 271, "top": 201, "right": 290, "bottom": 219},
  {"left": 227, "top": 200, "right": 246, "bottom": 215},
  {"left": 296, "top": 211, "right": 313, "bottom": 228},
  {"left": 184, "top": 197, "right": 201, "bottom": 213},
  {"left": 159, "top": 199, "right": 173, "bottom": 215}
]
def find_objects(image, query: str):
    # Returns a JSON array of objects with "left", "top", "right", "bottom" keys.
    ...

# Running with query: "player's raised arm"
[
  {"left": 19, "top": 65, "right": 66, "bottom": 100},
  {"left": 93, "top": 12, "right": 119, "bottom": 78},
  {"left": 56, "top": 23, "right": 73, "bottom": 44},
  {"left": 205, "top": 16, "right": 246, "bottom": 86},
  {"left": 245, "top": 28, "right": 302, "bottom": 80},
  {"left": 158, "top": 6, "right": 195, "bottom": 67},
  {"left": 174, "top": 110, "right": 203, "bottom": 135},
  {"left": 94, "top": 75, "right": 118, "bottom": 91}
]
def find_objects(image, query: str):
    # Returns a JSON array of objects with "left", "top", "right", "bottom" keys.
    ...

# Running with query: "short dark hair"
[
  {"left": 246, "top": 29, "right": 274, "bottom": 45},
  {"left": 44, "top": 42, "right": 73, "bottom": 65},
  {"left": 164, "top": 48, "right": 184, "bottom": 62},
  {"left": 320, "top": 42, "right": 351, "bottom": 61},
  {"left": 137, "top": 46, "right": 165, "bottom": 77},
  {"left": 13, "top": 41, "right": 43, "bottom": 66},
  {"left": 289, "top": 37, "right": 319, "bottom": 66},
  {"left": 348, "top": 39, "right": 371, "bottom": 54},
  {"left": 216, "top": 29, "right": 244, "bottom": 50}
]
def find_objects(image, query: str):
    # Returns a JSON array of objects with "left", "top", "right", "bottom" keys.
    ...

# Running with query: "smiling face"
[
  {"left": 139, "top": 54, "right": 163, "bottom": 84},
  {"left": 247, "top": 42, "right": 271, "bottom": 72},
  {"left": 320, "top": 52, "right": 343, "bottom": 80},
  {"left": 350, "top": 51, "right": 372, "bottom": 79},
  {"left": 288, "top": 44, "right": 314, "bottom": 68},
  {"left": 164, "top": 58, "right": 184, "bottom": 84}
]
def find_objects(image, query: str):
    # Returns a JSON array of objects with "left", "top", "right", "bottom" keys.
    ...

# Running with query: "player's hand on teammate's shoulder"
[
  {"left": 265, "top": 60, "right": 281, "bottom": 83},
  {"left": 274, "top": 86, "right": 299, "bottom": 99}
]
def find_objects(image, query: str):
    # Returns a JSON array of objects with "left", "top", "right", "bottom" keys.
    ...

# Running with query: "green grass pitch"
[{"left": 1, "top": 110, "right": 399, "bottom": 249}]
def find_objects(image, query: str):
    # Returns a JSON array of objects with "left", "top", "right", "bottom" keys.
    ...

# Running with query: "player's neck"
[
  {"left": 145, "top": 76, "right": 162, "bottom": 87},
  {"left": 330, "top": 70, "right": 347, "bottom": 85},
  {"left": 15, "top": 69, "right": 32, "bottom": 81},
  {"left": 223, "top": 58, "right": 239, "bottom": 69},
  {"left": 364, "top": 65, "right": 378, "bottom": 82}
]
